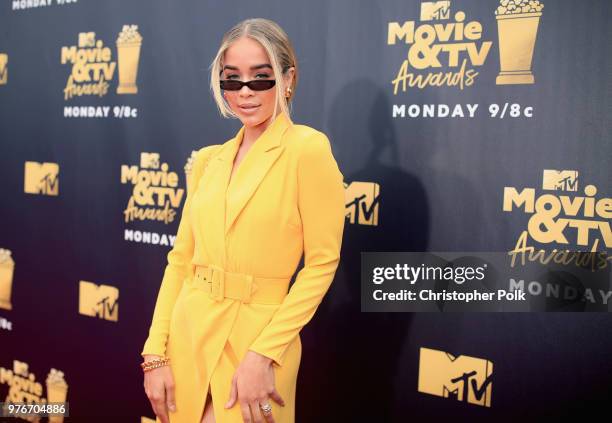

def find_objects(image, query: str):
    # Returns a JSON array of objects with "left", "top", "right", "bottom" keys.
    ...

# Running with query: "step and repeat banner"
[{"left": 1, "top": 0, "right": 611, "bottom": 421}]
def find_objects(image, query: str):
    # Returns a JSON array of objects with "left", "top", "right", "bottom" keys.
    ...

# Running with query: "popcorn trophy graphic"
[
  {"left": 46, "top": 368, "right": 68, "bottom": 423},
  {"left": 116, "top": 25, "right": 142, "bottom": 94},
  {"left": 185, "top": 151, "right": 199, "bottom": 193},
  {"left": 0, "top": 248, "right": 14, "bottom": 310},
  {"left": 0, "top": 53, "right": 7, "bottom": 85},
  {"left": 495, "top": 0, "right": 544, "bottom": 85}
]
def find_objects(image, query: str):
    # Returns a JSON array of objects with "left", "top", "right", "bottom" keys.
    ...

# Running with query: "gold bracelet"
[
  {"left": 141, "top": 357, "right": 169, "bottom": 372},
  {"left": 141, "top": 357, "right": 170, "bottom": 372}
]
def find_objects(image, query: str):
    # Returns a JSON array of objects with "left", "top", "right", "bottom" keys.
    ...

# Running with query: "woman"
[{"left": 141, "top": 18, "right": 345, "bottom": 423}]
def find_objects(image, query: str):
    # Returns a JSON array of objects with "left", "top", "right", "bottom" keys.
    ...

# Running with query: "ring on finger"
[{"left": 259, "top": 402, "right": 272, "bottom": 415}]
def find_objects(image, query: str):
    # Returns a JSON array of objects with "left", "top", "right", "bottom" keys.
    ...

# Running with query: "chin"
[{"left": 237, "top": 111, "right": 272, "bottom": 128}]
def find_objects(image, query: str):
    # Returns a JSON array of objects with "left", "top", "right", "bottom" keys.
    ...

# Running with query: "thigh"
[{"left": 200, "top": 391, "right": 215, "bottom": 423}]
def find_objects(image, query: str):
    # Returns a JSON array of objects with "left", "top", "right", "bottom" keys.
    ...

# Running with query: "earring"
[{"left": 285, "top": 87, "right": 292, "bottom": 98}]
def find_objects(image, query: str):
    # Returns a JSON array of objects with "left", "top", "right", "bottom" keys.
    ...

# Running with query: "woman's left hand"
[{"left": 225, "top": 350, "right": 285, "bottom": 422}]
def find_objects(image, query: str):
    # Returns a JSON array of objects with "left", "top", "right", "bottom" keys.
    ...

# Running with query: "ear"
[{"left": 283, "top": 66, "right": 295, "bottom": 90}]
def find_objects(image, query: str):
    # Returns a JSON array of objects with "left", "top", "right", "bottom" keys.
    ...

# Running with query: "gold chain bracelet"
[{"left": 141, "top": 357, "right": 170, "bottom": 372}]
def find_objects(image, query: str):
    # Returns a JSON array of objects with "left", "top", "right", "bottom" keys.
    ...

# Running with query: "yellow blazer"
[{"left": 141, "top": 111, "right": 345, "bottom": 422}]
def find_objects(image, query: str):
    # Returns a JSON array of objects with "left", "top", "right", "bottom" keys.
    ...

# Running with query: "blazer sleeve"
[
  {"left": 248, "top": 132, "right": 346, "bottom": 367},
  {"left": 141, "top": 144, "right": 220, "bottom": 358}
]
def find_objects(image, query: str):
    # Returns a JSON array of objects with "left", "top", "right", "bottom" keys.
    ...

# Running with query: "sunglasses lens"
[
  {"left": 248, "top": 80, "right": 276, "bottom": 91},
  {"left": 221, "top": 80, "right": 276, "bottom": 91},
  {"left": 220, "top": 80, "right": 242, "bottom": 91}
]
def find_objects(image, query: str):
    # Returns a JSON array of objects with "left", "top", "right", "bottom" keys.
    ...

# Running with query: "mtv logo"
[
  {"left": 78, "top": 32, "right": 96, "bottom": 48},
  {"left": 542, "top": 170, "right": 579, "bottom": 192},
  {"left": 79, "top": 281, "right": 119, "bottom": 322},
  {"left": 24, "top": 161, "right": 59, "bottom": 196},
  {"left": 420, "top": 1, "right": 451, "bottom": 21},
  {"left": 141, "top": 152, "right": 160, "bottom": 169},
  {"left": 418, "top": 347, "right": 493, "bottom": 407},
  {"left": 344, "top": 181, "right": 380, "bottom": 226},
  {"left": 0, "top": 53, "right": 7, "bottom": 85}
]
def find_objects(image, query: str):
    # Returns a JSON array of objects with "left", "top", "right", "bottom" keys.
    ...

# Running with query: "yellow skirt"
[{"left": 157, "top": 265, "right": 301, "bottom": 423}]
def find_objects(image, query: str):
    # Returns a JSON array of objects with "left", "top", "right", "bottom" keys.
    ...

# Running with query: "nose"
[{"left": 239, "top": 84, "right": 253, "bottom": 97}]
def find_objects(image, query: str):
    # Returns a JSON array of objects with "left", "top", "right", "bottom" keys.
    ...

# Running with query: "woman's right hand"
[{"left": 143, "top": 354, "right": 176, "bottom": 423}]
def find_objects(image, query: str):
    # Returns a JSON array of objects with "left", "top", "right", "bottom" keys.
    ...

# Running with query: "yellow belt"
[{"left": 187, "top": 264, "right": 291, "bottom": 305}]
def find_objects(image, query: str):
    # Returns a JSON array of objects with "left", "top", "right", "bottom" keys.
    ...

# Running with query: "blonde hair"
[{"left": 209, "top": 18, "right": 298, "bottom": 121}]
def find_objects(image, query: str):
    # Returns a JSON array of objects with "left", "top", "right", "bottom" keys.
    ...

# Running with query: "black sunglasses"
[{"left": 220, "top": 79, "right": 276, "bottom": 91}]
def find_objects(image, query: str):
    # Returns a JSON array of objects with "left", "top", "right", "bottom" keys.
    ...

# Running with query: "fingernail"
[{"left": 169, "top": 404, "right": 176, "bottom": 412}]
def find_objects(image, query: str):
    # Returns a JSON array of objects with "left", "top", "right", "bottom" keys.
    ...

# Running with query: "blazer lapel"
[{"left": 216, "top": 112, "right": 291, "bottom": 236}]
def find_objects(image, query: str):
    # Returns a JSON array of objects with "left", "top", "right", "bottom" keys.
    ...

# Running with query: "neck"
[{"left": 241, "top": 112, "right": 279, "bottom": 148}]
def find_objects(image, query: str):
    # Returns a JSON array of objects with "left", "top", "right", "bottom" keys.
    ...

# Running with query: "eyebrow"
[{"left": 222, "top": 64, "right": 273, "bottom": 72}]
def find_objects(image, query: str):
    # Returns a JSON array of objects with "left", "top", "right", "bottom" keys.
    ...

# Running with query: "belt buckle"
[{"left": 208, "top": 264, "right": 225, "bottom": 302}]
